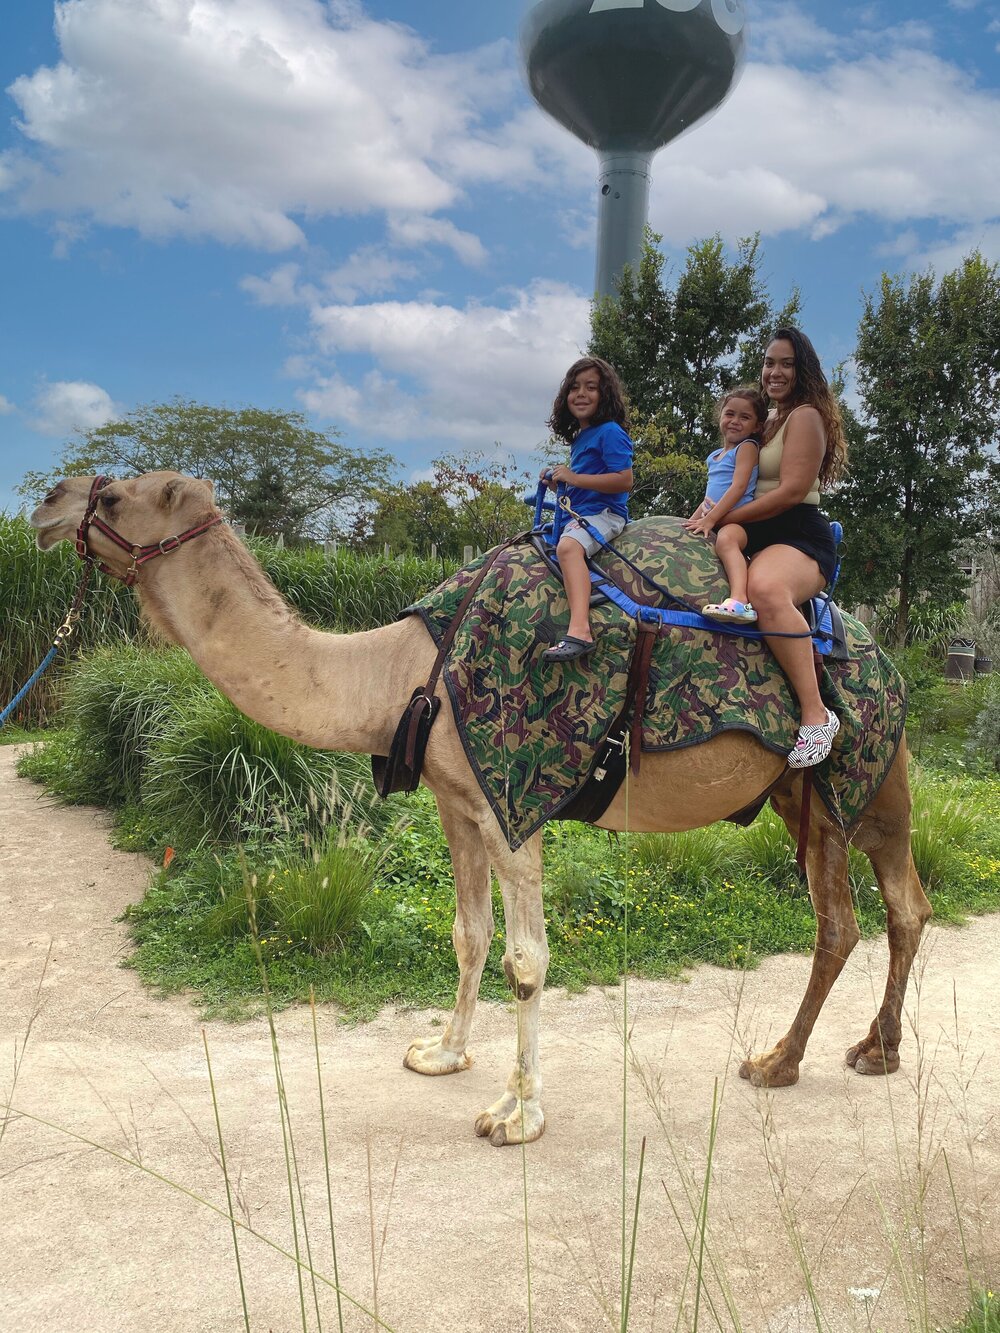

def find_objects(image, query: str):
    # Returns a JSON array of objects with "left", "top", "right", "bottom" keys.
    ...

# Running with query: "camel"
[{"left": 31, "top": 472, "right": 932, "bottom": 1146}]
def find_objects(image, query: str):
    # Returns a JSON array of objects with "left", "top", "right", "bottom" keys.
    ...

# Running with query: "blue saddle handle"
[{"left": 529, "top": 475, "right": 567, "bottom": 535}]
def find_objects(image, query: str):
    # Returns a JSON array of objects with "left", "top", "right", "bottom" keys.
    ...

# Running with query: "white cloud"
[
  {"left": 643, "top": 46, "right": 1000, "bottom": 246},
  {"left": 386, "top": 215, "right": 486, "bottom": 267},
  {"left": 1, "top": 0, "right": 514, "bottom": 247},
  {"left": 299, "top": 280, "right": 590, "bottom": 451},
  {"left": 0, "top": 395, "right": 14, "bottom": 415},
  {"left": 7, "top": 0, "right": 993, "bottom": 271},
  {"left": 29, "top": 381, "right": 121, "bottom": 437},
  {"left": 899, "top": 222, "right": 1000, "bottom": 273}
]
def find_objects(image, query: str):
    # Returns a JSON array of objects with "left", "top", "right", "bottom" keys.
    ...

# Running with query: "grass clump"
[
  {"left": 203, "top": 834, "right": 385, "bottom": 958},
  {"left": 951, "top": 1290, "right": 1000, "bottom": 1333},
  {"left": 909, "top": 779, "right": 985, "bottom": 894}
]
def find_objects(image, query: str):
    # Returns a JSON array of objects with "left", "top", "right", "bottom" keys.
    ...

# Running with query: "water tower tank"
[{"left": 521, "top": 0, "right": 747, "bottom": 297}]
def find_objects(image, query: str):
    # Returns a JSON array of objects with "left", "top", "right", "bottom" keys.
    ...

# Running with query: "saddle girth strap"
[
  {"left": 794, "top": 648, "right": 825, "bottom": 874},
  {"left": 628, "top": 619, "right": 660, "bottom": 776}
]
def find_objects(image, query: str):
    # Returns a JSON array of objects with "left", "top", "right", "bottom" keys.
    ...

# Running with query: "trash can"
[
  {"left": 944, "top": 639, "right": 976, "bottom": 682},
  {"left": 974, "top": 655, "right": 993, "bottom": 676}
]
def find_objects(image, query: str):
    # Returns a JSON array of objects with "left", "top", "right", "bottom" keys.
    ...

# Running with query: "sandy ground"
[{"left": 2, "top": 743, "right": 999, "bottom": 1333}]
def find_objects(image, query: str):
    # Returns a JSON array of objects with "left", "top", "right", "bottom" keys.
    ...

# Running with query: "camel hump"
[{"left": 588, "top": 515, "right": 730, "bottom": 611}]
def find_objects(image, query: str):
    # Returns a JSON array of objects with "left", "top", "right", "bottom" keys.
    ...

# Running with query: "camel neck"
[{"left": 137, "top": 527, "right": 429, "bottom": 755}]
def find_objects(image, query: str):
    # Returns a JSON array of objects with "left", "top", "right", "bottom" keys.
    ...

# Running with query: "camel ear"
[
  {"left": 158, "top": 476, "right": 214, "bottom": 510},
  {"left": 158, "top": 479, "right": 185, "bottom": 510}
]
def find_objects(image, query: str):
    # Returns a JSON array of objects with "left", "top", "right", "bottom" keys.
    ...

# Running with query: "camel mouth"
[{"left": 30, "top": 516, "right": 68, "bottom": 550}]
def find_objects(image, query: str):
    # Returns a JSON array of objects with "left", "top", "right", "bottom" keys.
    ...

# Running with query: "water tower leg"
[{"left": 595, "top": 152, "right": 652, "bottom": 299}]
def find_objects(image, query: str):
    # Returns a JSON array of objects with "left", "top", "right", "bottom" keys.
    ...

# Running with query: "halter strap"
[{"left": 75, "top": 474, "right": 223, "bottom": 585}]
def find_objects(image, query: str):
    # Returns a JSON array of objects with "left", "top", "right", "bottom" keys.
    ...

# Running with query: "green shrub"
[
  {"left": 909, "top": 779, "right": 984, "bottom": 892},
  {"left": 141, "top": 689, "right": 351, "bottom": 849},
  {"left": 630, "top": 826, "right": 731, "bottom": 887},
  {"left": 247, "top": 539, "right": 449, "bottom": 631},
  {"left": 202, "top": 836, "right": 383, "bottom": 956},
  {"left": 267, "top": 840, "right": 380, "bottom": 954},
  {"left": 16, "top": 641, "right": 379, "bottom": 851},
  {"left": 545, "top": 833, "right": 623, "bottom": 922},
  {"left": 968, "top": 681, "right": 1000, "bottom": 773},
  {"left": 734, "top": 806, "right": 803, "bottom": 893}
]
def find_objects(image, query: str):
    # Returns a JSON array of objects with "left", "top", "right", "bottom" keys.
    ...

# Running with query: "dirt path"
[{"left": 2, "top": 744, "right": 999, "bottom": 1333}]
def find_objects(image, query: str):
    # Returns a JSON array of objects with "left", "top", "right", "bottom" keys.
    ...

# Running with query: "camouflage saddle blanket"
[{"left": 405, "top": 516, "right": 907, "bottom": 850}]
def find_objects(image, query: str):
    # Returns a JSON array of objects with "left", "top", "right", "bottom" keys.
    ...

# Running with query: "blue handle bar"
[{"left": 529, "top": 477, "right": 568, "bottom": 534}]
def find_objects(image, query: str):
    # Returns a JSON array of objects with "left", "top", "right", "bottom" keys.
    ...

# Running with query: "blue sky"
[{"left": 2, "top": 0, "right": 999, "bottom": 514}]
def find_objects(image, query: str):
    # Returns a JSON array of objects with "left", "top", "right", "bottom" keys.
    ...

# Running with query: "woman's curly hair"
[
  {"left": 763, "top": 326, "right": 848, "bottom": 485},
  {"left": 548, "top": 357, "right": 629, "bottom": 443}
]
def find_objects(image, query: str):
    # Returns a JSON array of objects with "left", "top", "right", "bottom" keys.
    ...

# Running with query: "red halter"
[{"left": 75, "top": 475, "right": 224, "bottom": 586}]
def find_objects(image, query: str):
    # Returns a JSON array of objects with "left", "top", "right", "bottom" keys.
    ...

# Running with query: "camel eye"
[{"left": 100, "top": 492, "right": 119, "bottom": 510}]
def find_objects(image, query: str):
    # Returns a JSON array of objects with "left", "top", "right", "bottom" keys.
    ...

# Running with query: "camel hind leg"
[
  {"left": 844, "top": 738, "right": 932, "bottom": 1075},
  {"left": 739, "top": 774, "right": 860, "bottom": 1087}
]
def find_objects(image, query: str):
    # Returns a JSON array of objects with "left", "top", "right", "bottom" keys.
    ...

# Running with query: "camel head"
[{"left": 30, "top": 472, "right": 220, "bottom": 577}]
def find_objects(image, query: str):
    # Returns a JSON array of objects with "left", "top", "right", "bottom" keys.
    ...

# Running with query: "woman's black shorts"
[{"left": 739, "top": 504, "right": 837, "bottom": 585}]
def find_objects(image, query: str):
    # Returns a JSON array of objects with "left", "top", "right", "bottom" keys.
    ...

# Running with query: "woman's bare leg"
[{"left": 746, "top": 545, "right": 827, "bottom": 726}]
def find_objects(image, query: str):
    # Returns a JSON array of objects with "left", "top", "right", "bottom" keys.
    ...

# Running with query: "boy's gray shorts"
[{"left": 561, "top": 509, "right": 627, "bottom": 556}]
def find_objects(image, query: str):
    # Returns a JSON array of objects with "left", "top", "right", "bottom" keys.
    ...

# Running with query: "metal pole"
[{"left": 594, "top": 151, "right": 652, "bottom": 299}]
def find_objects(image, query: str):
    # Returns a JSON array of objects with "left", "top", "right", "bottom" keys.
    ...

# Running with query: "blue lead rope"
[
  {"left": 0, "top": 645, "right": 63, "bottom": 729},
  {"left": 0, "top": 565, "right": 94, "bottom": 730}
]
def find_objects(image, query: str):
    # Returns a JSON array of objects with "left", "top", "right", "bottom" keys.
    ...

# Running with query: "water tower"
[{"left": 521, "top": 0, "right": 747, "bottom": 297}]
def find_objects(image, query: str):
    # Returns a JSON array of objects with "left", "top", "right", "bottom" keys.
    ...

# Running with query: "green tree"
[
  {"left": 590, "top": 230, "right": 800, "bottom": 459},
  {"left": 19, "top": 400, "right": 394, "bottom": 543},
  {"left": 366, "top": 480, "right": 460, "bottom": 556},
  {"left": 432, "top": 449, "right": 533, "bottom": 551},
  {"left": 831, "top": 254, "right": 1000, "bottom": 645}
]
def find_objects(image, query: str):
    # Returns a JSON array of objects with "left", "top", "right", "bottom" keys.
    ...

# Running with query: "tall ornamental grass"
[
  {"left": 248, "top": 539, "right": 452, "bottom": 632},
  {"left": 2, "top": 513, "right": 449, "bottom": 725},
  {"left": 0, "top": 513, "right": 143, "bottom": 726}
]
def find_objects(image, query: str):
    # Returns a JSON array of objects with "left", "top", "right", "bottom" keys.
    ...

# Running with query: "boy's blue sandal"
[
  {"left": 543, "top": 635, "right": 594, "bottom": 663},
  {"left": 703, "top": 598, "right": 757, "bottom": 624}
]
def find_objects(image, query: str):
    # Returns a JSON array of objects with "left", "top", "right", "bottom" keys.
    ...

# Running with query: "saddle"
[{"left": 375, "top": 516, "right": 905, "bottom": 850}]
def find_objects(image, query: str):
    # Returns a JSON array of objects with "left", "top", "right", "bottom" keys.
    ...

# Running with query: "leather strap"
[
  {"left": 628, "top": 619, "right": 660, "bottom": 775},
  {"left": 794, "top": 648, "right": 826, "bottom": 874},
  {"left": 414, "top": 533, "right": 526, "bottom": 717}
]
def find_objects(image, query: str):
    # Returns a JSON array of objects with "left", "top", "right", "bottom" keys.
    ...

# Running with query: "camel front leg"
[
  {"left": 846, "top": 744, "right": 932, "bottom": 1075},
  {"left": 404, "top": 799, "right": 493, "bottom": 1076},
  {"left": 472, "top": 829, "right": 549, "bottom": 1146},
  {"left": 740, "top": 783, "right": 860, "bottom": 1087}
]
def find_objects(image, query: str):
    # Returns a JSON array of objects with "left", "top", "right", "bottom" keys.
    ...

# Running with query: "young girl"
[
  {"left": 683, "top": 386, "right": 768, "bottom": 624},
  {"left": 540, "top": 357, "right": 634, "bottom": 663}
]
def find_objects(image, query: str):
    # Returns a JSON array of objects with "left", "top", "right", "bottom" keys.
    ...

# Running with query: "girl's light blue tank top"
[{"left": 705, "top": 437, "right": 759, "bottom": 509}]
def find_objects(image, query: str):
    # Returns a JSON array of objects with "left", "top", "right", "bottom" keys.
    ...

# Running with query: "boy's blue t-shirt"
[{"left": 567, "top": 420, "right": 633, "bottom": 520}]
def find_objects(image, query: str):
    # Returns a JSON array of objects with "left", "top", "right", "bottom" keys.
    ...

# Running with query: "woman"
[{"left": 715, "top": 326, "right": 847, "bottom": 767}]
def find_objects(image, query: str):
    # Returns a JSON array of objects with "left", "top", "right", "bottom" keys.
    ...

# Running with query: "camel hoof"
[
  {"left": 474, "top": 1096, "right": 544, "bottom": 1146},
  {"left": 738, "top": 1056, "right": 800, "bottom": 1088},
  {"left": 846, "top": 1043, "right": 900, "bottom": 1076},
  {"left": 403, "top": 1037, "right": 473, "bottom": 1076}
]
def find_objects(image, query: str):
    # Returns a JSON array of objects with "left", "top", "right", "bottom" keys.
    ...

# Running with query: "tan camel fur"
[{"left": 31, "top": 473, "right": 933, "bottom": 1145}]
